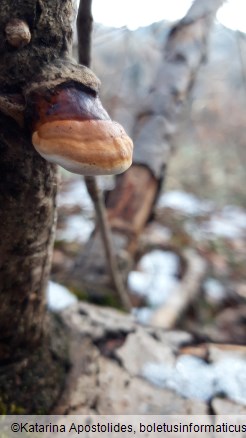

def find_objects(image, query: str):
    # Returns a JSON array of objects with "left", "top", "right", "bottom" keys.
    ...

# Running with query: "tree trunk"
[{"left": 0, "top": 0, "right": 76, "bottom": 414}]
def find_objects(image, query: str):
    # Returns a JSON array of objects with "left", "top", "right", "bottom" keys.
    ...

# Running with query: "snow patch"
[
  {"left": 57, "top": 179, "right": 93, "bottom": 211},
  {"left": 194, "top": 206, "right": 246, "bottom": 240},
  {"left": 56, "top": 214, "right": 94, "bottom": 243},
  {"left": 142, "top": 355, "right": 246, "bottom": 405},
  {"left": 47, "top": 281, "right": 78, "bottom": 311},
  {"left": 128, "top": 250, "right": 180, "bottom": 307},
  {"left": 157, "top": 190, "right": 246, "bottom": 240},
  {"left": 57, "top": 176, "right": 115, "bottom": 211},
  {"left": 132, "top": 307, "right": 154, "bottom": 325},
  {"left": 203, "top": 278, "right": 226, "bottom": 303},
  {"left": 200, "top": 217, "right": 244, "bottom": 239},
  {"left": 157, "top": 191, "right": 213, "bottom": 216}
]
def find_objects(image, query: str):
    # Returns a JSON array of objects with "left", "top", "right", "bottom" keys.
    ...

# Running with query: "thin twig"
[
  {"left": 77, "top": 0, "right": 93, "bottom": 67},
  {"left": 76, "top": 0, "right": 131, "bottom": 311},
  {"left": 236, "top": 31, "right": 246, "bottom": 104},
  {"left": 85, "top": 177, "right": 131, "bottom": 311}
]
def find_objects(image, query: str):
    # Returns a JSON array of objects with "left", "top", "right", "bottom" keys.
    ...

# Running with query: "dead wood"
[
  {"left": 71, "top": 0, "right": 225, "bottom": 304},
  {"left": 150, "top": 249, "right": 207, "bottom": 329}
]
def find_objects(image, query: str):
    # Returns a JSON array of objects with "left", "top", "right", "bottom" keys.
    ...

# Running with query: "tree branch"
[
  {"left": 76, "top": 0, "right": 131, "bottom": 311},
  {"left": 77, "top": 0, "right": 93, "bottom": 67}
]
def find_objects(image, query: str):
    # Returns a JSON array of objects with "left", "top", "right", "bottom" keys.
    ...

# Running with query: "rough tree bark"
[
  {"left": 0, "top": 0, "right": 87, "bottom": 414},
  {"left": 70, "top": 0, "right": 224, "bottom": 300}
]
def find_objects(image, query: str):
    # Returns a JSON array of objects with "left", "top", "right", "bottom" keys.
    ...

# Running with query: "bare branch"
[
  {"left": 77, "top": 0, "right": 93, "bottom": 67},
  {"left": 76, "top": 0, "right": 131, "bottom": 311}
]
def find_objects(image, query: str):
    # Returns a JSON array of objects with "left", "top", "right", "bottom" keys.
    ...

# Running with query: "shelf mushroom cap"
[
  {"left": 28, "top": 83, "right": 133, "bottom": 176},
  {"left": 32, "top": 119, "right": 133, "bottom": 175}
]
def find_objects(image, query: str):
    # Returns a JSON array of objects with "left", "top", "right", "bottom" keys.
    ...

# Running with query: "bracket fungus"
[{"left": 25, "top": 62, "right": 133, "bottom": 176}]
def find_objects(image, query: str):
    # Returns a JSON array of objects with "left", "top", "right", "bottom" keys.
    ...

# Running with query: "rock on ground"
[{"left": 53, "top": 302, "right": 246, "bottom": 415}]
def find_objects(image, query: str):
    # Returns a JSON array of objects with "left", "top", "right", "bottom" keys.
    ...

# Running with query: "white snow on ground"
[
  {"left": 47, "top": 281, "right": 78, "bottom": 311},
  {"left": 128, "top": 250, "right": 180, "bottom": 307},
  {"left": 200, "top": 217, "right": 244, "bottom": 239},
  {"left": 203, "top": 277, "right": 226, "bottom": 304},
  {"left": 199, "top": 206, "right": 246, "bottom": 239},
  {"left": 57, "top": 184, "right": 246, "bottom": 244},
  {"left": 56, "top": 177, "right": 117, "bottom": 243},
  {"left": 222, "top": 205, "right": 246, "bottom": 229},
  {"left": 157, "top": 190, "right": 213, "bottom": 216},
  {"left": 57, "top": 179, "right": 93, "bottom": 211},
  {"left": 186, "top": 208, "right": 246, "bottom": 240},
  {"left": 57, "top": 176, "right": 115, "bottom": 211},
  {"left": 56, "top": 214, "right": 94, "bottom": 243},
  {"left": 132, "top": 306, "right": 154, "bottom": 325},
  {"left": 158, "top": 190, "right": 246, "bottom": 240},
  {"left": 142, "top": 355, "right": 246, "bottom": 405}
]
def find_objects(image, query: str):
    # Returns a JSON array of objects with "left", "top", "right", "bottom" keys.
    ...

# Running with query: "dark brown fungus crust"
[{"left": 26, "top": 83, "right": 110, "bottom": 131}]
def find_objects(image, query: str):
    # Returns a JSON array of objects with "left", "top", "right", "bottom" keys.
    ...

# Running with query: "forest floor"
[
  {"left": 48, "top": 174, "right": 246, "bottom": 415},
  {"left": 51, "top": 174, "right": 246, "bottom": 345},
  {"left": 52, "top": 301, "right": 246, "bottom": 415}
]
